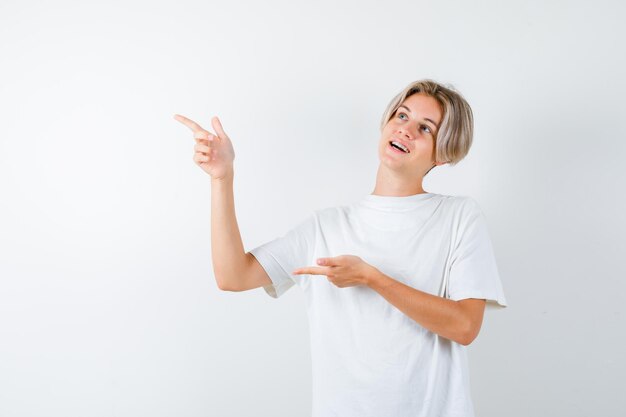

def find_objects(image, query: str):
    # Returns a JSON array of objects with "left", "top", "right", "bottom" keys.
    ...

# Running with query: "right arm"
[
  {"left": 174, "top": 113, "right": 272, "bottom": 292},
  {"left": 210, "top": 173, "right": 272, "bottom": 291}
]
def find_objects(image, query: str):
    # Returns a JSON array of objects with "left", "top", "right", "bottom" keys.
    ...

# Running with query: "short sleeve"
[
  {"left": 448, "top": 198, "right": 508, "bottom": 309},
  {"left": 248, "top": 212, "right": 317, "bottom": 299}
]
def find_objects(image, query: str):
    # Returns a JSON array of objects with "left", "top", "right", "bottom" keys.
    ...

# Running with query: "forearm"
[
  {"left": 365, "top": 269, "right": 472, "bottom": 345},
  {"left": 210, "top": 172, "right": 248, "bottom": 289}
]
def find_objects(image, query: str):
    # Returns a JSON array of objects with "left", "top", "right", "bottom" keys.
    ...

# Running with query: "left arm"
[
  {"left": 365, "top": 269, "right": 485, "bottom": 346},
  {"left": 293, "top": 255, "right": 487, "bottom": 346}
]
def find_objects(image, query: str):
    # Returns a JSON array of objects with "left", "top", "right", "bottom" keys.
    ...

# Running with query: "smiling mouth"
[{"left": 389, "top": 141, "right": 410, "bottom": 153}]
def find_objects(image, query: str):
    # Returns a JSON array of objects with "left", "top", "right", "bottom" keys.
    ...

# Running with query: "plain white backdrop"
[{"left": 1, "top": 0, "right": 625, "bottom": 415}]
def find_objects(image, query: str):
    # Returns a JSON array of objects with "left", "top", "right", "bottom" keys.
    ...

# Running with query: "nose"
[{"left": 395, "top": 125, "right": 415, "bottom": 141}]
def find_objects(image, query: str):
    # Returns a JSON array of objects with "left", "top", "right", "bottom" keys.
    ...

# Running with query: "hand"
[
  {"left": 174, "top": 114, "right": 235, "bottom": 180},
  {"left": 292, "top": 255, "right": 378, "bottom": 288}
]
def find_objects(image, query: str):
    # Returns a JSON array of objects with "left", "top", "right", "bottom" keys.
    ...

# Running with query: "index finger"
[
  {"left": 173, "top": 114, "right": 207, "bottom": 133},
  {"left": 292, "top": 266, "right": 328, "bottom": 275}
]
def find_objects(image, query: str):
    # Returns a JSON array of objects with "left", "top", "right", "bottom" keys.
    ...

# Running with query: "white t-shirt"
[{"left": 249, "top": 192, "right": 507, "bottom": 417}]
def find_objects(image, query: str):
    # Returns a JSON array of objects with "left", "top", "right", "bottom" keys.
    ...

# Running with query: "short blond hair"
[{"left": 380, "top": 79, "right": 474, "bottom": 168}]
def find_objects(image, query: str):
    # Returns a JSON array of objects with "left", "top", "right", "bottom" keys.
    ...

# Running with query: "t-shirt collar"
[{"left": 359, "top": 192, "right": 436, "bottom": 212}]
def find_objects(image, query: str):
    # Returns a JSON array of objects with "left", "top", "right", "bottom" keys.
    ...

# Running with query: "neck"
[{"left": 371, "top": 165, "right": 429, "bottom": 197}]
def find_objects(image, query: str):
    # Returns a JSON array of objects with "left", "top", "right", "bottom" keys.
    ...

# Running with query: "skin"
[
  {"left": 174, "top": 113, "right": 245, "bottom": 292},
  {"left": 174, "top": 98, "right": 486, "bottom": 346},
  {"left": 293, "top": 93, "right": 487, "bottom": 346},
  {"left": 374, "top": 92, "right": 449, "bottom": 196},
  {"left": 173, "top": 114, "right": 235, "bottom": 180}
]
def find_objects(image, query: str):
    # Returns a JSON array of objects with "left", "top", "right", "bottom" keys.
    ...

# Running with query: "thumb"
[{"left": 211, "top": 116, "right": 228, "bottom": 140}]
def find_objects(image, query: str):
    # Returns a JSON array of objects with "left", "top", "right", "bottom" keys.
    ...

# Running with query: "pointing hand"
[{"left": 174, "top": 114, "right": 236, "bottom": 180}]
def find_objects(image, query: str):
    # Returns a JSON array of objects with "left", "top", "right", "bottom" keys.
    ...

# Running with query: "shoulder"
[
  {"left": 311, "top": 205, "right": 354, "bottom": 228},
  {"left": 432, "top": 195, "right": 486, "bottom": 229},
  {"left": 443, "top": 194, "right": 483, "bottom": 214},
  {"left": 428, "top": 193, "right": 481, "bottom": 212},
  {"left": 314, "top": 204, "right": 350, "bottom": 218}
]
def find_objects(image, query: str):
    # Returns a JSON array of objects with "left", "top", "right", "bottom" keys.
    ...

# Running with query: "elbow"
[
  {"left": 458, "top": 332, "right": 477, "bottom": 346},
  {"left": 457, "top": 322, "right": 480, "bottom": 346},
  {"left": 218, "top": 282, "right": 236, "bottom": 292},
  {"left": 216, "top": 276, "right": 238, "bottom": 292},
  {"left": 218, "top": 282, "right": 241, "bottom": 292}
]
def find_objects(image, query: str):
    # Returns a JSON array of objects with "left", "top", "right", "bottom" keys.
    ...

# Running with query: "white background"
[{"left": 1, "top": 0, "right": 625, "bottom": 416}]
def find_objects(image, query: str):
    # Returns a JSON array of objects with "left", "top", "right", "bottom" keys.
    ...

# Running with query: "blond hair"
[{"left": 380, "top": 79, "right": 474, "bottom": 172}]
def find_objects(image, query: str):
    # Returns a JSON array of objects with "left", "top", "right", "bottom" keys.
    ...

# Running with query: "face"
[{"left": 379, "top": 93, "right": 444, "bottom": 176}]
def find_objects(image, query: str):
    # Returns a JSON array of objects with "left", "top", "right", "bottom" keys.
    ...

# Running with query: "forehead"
[{"left": 399, "top": 93, "right": 442, "bottom": 125}]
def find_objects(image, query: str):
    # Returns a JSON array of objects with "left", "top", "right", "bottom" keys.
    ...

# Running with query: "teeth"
[{"left": 391, "top": 141, "right": 409, "bottom": 153}]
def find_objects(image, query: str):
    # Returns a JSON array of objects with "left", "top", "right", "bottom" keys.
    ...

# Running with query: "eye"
[{"left": 396, "top": 111, "right": 434, "bottom": 135}]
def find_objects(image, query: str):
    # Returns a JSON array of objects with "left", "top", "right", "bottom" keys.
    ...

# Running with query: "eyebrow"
[{"left": 398, "top": 105, "right": 439, "bottom": 131}]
